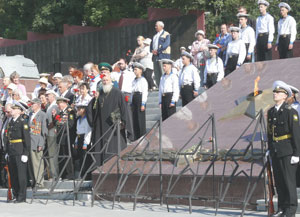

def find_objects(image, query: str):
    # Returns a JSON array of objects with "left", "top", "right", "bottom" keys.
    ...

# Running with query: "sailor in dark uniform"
[
  {"left": 178, "top": 51, "right": 200, "bottom": 107},
  {"left": 225, "top": 27, "right": 246, "bottom": 76},
  {"left": 4, "top": 101, "right": 31, "bottom": 203},
  {"left": 131, "top": 62, "right": 148, "bottom": 140},
  {"left": 158, "top": 59, "right": 179, "bottom": 121},
  {"left": 53, "top": 97, "right": 76, "bottom": 180},
  {"left": 275, "top": 2, "right": 297, "bottom": 59},
  {"left": 256, "top": 0, "right": 275, "bottom": 61},
  {"left": 267, "top": 81, "right": 300, "bottom": 217}
]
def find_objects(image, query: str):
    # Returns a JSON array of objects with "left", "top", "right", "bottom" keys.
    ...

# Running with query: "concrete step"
[
  {"left": 43, "top": 180, "right": 92, "bottom": 190},
  {"left": 146, "top": 114, "right": 161, "bottom": 121}
]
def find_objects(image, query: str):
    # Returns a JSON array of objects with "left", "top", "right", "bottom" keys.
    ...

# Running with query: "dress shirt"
[
  {"left": 131, "top": 77, "right": 148, "bottom": 105},
  {"left": 89, "top": 74, "right": 101, "bottom": 93},
  {"left": 158, "top": 72, "right": 180, "bottom": 104},
  {"left": 240, "top": 25, "right": 256, "bottom": 54},
  {"left": 76, "top": 116, "right": 92, "bottom": 145},
  {"left": 276, "top": 15, "right": 297, "bottom": 45},
  {"left": 112, "top": 69, "right": 136, "bottom": 93},
  {"left": 225, "top": 39, "right": 246, "bottom": 66},
  {"left": 30, "top": 109, "right": 40, "bottom": 123},
  {"left": 256, "top": 13, "right": 275, "bottom": 43},
  {"left": 179, "top": 64, "right": 201, "bottom": 91},
  {"left": 75, "top": 94, "right": 92, "bottom": 106},
  {"left": 152, "top": 30, "right": 163, "bottom": 51},
  {"left": 204, "top": 57, "right": 224, "bottom": 84}
]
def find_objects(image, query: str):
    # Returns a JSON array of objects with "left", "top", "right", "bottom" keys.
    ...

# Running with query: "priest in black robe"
[{"left": 86, "top": 73, "right": 133, "bottom": 166}]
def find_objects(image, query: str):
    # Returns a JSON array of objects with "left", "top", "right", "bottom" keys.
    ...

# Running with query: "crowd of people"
[{"left": 0, "top": 0, "right": 297, "bottom": 206}]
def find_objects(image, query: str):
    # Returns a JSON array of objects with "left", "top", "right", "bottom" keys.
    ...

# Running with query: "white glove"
[
  {"left": 5, "top": 154, "right": 8, "bottom": 160},
  {"left": 21, "top": 155, "right": 28, "bottom": 163},
  {"left": 264, "top": 150, "right": 270, "bottom": 162},
  {"left": 290, "top": 156, "right": 300, "bottom": 164}
]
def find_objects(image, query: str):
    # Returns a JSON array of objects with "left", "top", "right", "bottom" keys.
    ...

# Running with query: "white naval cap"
[
  {"left": 7, "top": 83, "right": 17, "bottom": 90},
  {"left": 278, "top": 2, "right": 291, "bottom": 11},
  {"left": 195, "top": 30, "right": 205, "bottom": 37},
  {"left": 236, "top": 13, "right": 250, "bottom": 18},
  {"left": 160, "top": 59, "right": 174, "bottom": 65},
  {"left": 258, "top": 0, "right": 269, "bottom": 6},
  {"left": 181, "top": 51, "right": 194, "bottom": 60},
  {"left": 208, "top": 44, "right": 219, "bottom": 50},
  {"left": 288, "top": 84, "right": 299, "bottom": 94},
  {"left": 132, "top": 62, "right": 146, "bottom": 72},
  {"left": 229, "top": 26, "right": 240, "bottom": 32},
  {"left": 11, "top": 100, "right": 27, "bottom": 111},
  {"left": 272, "top": 80, "right": 292, "bottom": 97},
  {"left": 53, "top": 72, "right": 63, "bottom": 79}
]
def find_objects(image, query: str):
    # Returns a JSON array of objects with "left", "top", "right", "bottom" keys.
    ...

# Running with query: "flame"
[{"left": 253, "top": 76, "right": 261, "bottom": 96}]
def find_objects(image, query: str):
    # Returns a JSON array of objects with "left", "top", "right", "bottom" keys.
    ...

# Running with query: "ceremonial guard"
[
  {"left": 179, "top": 51, "right": 200, "bottom": 107},
  {"left": 158, "top": 59, "right": 179, "bottom": 121},
  {"left": 4, "top": 101, "right": 31, "bottom": 203},
  {"left": 53, "top": 97, "right": 76, "bottom": 180},
  {"left": 256, "top": 0, "right": 275, "bottom": 61},
  {"left": 287, "top": 85, "right": 300, "bottom": 118},
  {"left": 29, "top": 98, "right": 48, "bottom": 187},
  {"left": 204, "top": 44, "right": 224, "bottom": 89},
  {"left": 131, "top": 62, "right": 148, "bottom": 140},
  {"left": 267, "top": 81, "right": 300, "bottom": 217},
  {"left": 275, "top": 2, "right": 297, "bottom": 59},
  {"left": 237, "top": 13, "right": 256, "bottom": 63},
  {"left": 225, "top": 27, "right": 246, "bottom": 76}
]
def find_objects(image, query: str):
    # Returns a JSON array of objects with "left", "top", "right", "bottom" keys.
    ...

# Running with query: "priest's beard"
[{"left": 103, "top": 83, "right": 113, "bottom": 93}]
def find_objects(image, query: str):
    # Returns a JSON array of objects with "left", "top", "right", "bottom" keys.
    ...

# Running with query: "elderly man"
[
  {"left": 151, "top": 21, "right": 171, "bottom": 85},
  {"left": 83, "top": 62, "right": 94, "bottom": 82},
  {"left": 86, "top": 73, "right": 133, "bottom": 166},
  {"left": 45, "top": 90, "right": 60, "bottom": 180},
  {"left": 275, "top": 2, "right": 297, "bottom": 59},
  {"left": 29, "top": 98, "right": 48, "bottom": 187},
  {"left": 267, "top": 81, "right": 300, "bottom": 217},
  {"left": 58, "top": 81, "right": 74, "bottom": 105}
]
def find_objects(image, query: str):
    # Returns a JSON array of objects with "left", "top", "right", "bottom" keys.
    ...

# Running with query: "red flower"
[
  {"left": 88, "top": 75, "right": 95, "bottom": 79},
  {"left": 100, "top": 74, "right": 106, "bottom": 79},
  {"left": 4, "top": 129, "right": 7, "bottom": 133},
  {"left": 1, "top": 93, "right": 3, "bottom": 96},
  {"left": 128, "top": 49, "right": 131, "bottom": 53},
  {"left": 3, "top": 86, "right": 7, "bottom": 90},
  {"left": 27, "top": 103, "right": 32, "bottom": 107},
  {"left": 216, "top": 34, "right": 220, "bottom": 37},
  {"left": 74, "top": 88, "right": 79, "bottom": 92},
  {"left": 125, "top": 95, "right": 129, "bottom": 102},
  {"left": 55, "top": 115, "right": 62, "bottom": 122}
]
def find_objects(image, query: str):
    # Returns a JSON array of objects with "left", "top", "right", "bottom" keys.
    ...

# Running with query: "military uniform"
[
  {"left": 54, "top": 105, "right": 76, "bottom": 180},
  {"left": 267, "top": 99, "right": 300, "bottom": 216},
  {"left": 5, "top": 115, "right": 30, "bottom": 202}
]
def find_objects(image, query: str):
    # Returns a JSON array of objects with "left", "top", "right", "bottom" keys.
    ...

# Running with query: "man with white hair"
[
  {"left": 86, "top": 73, "right": 133, "bottom": 166},
  {"left": 151, "top": 21, "right": 171, "bottom": 85},
  {"left": 83, "top": 62, "right": 94, "bottom": 82},
  {"left": 58, "top": 81, "right": 74, "bottom": 105}
]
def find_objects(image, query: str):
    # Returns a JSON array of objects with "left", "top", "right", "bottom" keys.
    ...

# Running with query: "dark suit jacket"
[{"left": 64, "top": 89, "right": 74, "bottom": 105}]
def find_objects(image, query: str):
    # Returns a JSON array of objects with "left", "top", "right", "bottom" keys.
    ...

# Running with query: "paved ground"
[{"left": 0, "top": 197, "right": 272, "bottom": 217}]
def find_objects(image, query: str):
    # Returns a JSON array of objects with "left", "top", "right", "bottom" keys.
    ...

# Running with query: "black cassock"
[{"left": 87, "top": 87, "right": 133, "bottom": 166}]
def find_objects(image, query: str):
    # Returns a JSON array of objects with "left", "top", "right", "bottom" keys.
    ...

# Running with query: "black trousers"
[
  {"left": 272, "top": 154, "right": 298, "bottom": 215},
  {"left": 244, "top": 43, "right": 252, "bottom": 63},
  {"left": 144, "top": 68, "right": 156, "bottom": 90},
  {"left": 206, "top": 73, "right": 218, "bottom": 89},
  {"left": 8, "top": 155, "right": 27, "bottom": 201},
  {"left": 132, "top": 93, "right": 146, "bottom": 140},
  {"left": 153, "top": 57, "right": 162, "bottom": 86},
  {"left": 76, "top": 134, "right": 91, "bottom": 179},
  {"left": 225, "top": 55, "right": 238, "bottom": 76},
  {"left": 278, "top": 35, "right": 293, "bottom": 59},
  {"left": 180, "top": 85, "right": 194, "bottom": 107},
  {"left": 161, "top": 93, "right": 176, "bottom": 121},
  {"left": 59, "top": 143, "right": 74, "bottom": 179},
  {"left": 256, "top": 33, "right": 272, "bottom": 61}
]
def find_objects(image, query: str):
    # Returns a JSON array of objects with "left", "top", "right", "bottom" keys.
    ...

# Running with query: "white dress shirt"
[
  {"left": 131, "top": 77, "right": 148, "bottom": 105},
  {"left": 89, "top": 74, "right": 101, "bottom": 94},
  {"left": 225, "top": 39, "right": 246, "bottom": 66},
  {"left": 152, "top": 30, "right": 163, "bottom": 51},
  {"left": 159, "top": 72, "right": 180, "bottom": 104},
  {"left": 204, "top": 57, "right": 224, "bottom": 84},
  {"left": 179, "top": 64, "right": 201, "bottom": 91},
  {"left": 75, "top": 94, "right": 92, "bottom": 106},
  {"left": 276, "top": 15, "right": 297, "bottom": 44},
  {"left": 256, "top": 13, "right": 275, "bottom": 43},
  {"left": 76, "top": 116, "right": 92, "bottom": 145},
  {"left": 240, "top": 25, "right": 256, "bottom": 54},
  {"left": 111, "top": 68, "right": 136, "bottom": 93}
]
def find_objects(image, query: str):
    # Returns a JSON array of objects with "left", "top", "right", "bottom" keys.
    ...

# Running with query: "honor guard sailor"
[
  {"left": 287, "top": 84, "right": 300, "bottom": 120},
  {"left": 275, "top": 2, "right": 297, "bottom": 59},
  {"left": 158, "top": 59, "right": 179, "bottom": 121},
  {"left": 267, "top": 81, "right": 300, "bottom": 217},
  {"left": 256, "top": 0, "right": 275, "bottom": 61},
  {"left": 225, "top": 27, "right": 246, "bottom": 76},
  {"left": 131, "top": 62, "right": 148, "bottom": 140},
  {"left": 204, "top": 44, "right": 224, "bottom": 89},
  {"left": 237, "top": 13, "right": 256, "bottom": 63},
  {"left": 179, "top": 51, "right": 200, "bottom": 107},
  {"left": 4, "top": 101, "right": 31, "bottom": 203}
]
